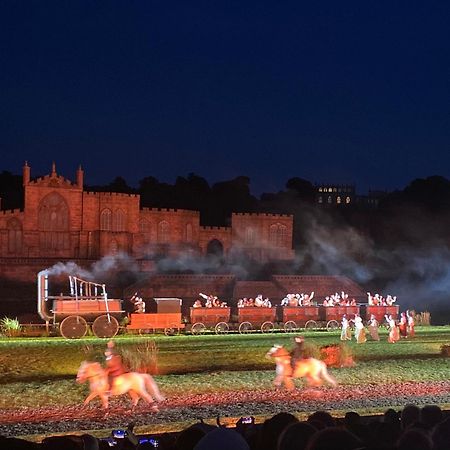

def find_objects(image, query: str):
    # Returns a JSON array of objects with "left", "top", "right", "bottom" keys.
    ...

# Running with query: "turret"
[
  {"left": 22, "top": 161, "right": 30, "bottom": 186},
  {"left": 76, "top": 165, "right": 84, "bottom": 189}
]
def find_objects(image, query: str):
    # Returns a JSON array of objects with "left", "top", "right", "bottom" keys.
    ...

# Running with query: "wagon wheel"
[
  {"left": 326, "top": 320, "right": 340, "bottom": 332},
  {"left": 214, "top": 321, "right": 229, "bottom": 334},
  {"left": 304, "top": 320, "right": 318, "bottom": 331},
  {"left": 238, "top": 321, "right": 252, "bottom": 334},
  {"left": 191, "top": 322, "right": 206, "bottom": 335},
  {"left": 92, "top": 315, "right": 119, "bottom": 338},
  {"left": 59, "top": 315, "right": 88, "bottom": 339},
  {"left": 164, "top": 324, "right": 180, "bottom": 336},
  {"left": 283, "top": 320, "right": 298, "bottom": 333},
  {"left": 261, "top": 321, "right": 275, "bottom": 333},
  {"left": 138, "top": 328, "right": 154, "bottom": 336}
]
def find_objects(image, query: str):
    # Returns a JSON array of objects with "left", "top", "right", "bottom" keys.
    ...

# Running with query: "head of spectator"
[
  {"left": 420, "top": 404, "right": 443, "bottom": 429},
  {"left": 383, "top": 408, "right": 400, "bottom": 426},
  {"left": 431, "top": 416, "right": 450, "bottom": 450},
  {"left": 193, "top": 427, "right": 249, "bottom": 450},
  {"left": 175, "top": 424, "right": 207, "bottom": 450},
  {"left": 0, "top": 436, "right": 41, "bottom": 450},
  {"left": 400, "top": 404, "right": 421, "bottom": 429},
  {"left": 277, "top": 422, "right": 316, "bottom": 450},
  {"left": 258, "top": 412, "right": 299, "bottom": 450},
  {"left": 42, "top": 435, "right": 87, "bottom": 450},
  {"left": 305, "top": 427, "right": 362, "bottom": 450},
  {"left": 307, "top": 411, "right": 335, "bottom": 428},
  {"left": 396, "top": 428, "right": 433, "bottom": 450}
]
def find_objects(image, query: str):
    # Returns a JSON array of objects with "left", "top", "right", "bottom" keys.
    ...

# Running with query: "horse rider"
[
  {"left": 104, "top": 340, "right": 127, "bottom": 392},
  {"left": 290, "top": 335, "right": 305, "bottom": 370}
]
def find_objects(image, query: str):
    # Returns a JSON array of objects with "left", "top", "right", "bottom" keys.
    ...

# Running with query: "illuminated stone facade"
[{"left": 0, "top": 163, "right": 294, "bottom": 263}]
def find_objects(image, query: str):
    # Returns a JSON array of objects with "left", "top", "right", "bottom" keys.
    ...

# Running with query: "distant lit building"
[{"left": 315, "top": 184, "right": 355, "bottom": 206}]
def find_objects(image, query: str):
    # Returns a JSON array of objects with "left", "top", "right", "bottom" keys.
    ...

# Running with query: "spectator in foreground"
[
  {"left": 305, "top": 427, "right": 362, "bottom": 450},
  {"left": 277, "top": 422, "right": 316, "bottom": 450}
]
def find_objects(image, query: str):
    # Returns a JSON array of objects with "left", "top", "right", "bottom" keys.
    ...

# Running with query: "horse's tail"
[
  {"left": 143, "top": 374, "right": 165, "bottom": 402},
  {"left": 319, "top": 361, "right": 338, "bottom": 387}
]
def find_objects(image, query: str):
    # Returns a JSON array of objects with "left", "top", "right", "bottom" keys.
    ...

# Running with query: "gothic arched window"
[
  {"left": 113, "top": 209, "right": 125, "bottom": 232},
  {"left": 245, "top": 227, "right": 255, "bottom": 245},
  {"left": 269, "top": 223, "right": 287, "bottom": 247},
  {"left": 100, "top": 209, "right": 112, "bottom": 231},
  {"left": 139, "top": 219, "right": 150, "bottom": 233},
  {"left": 7, "top": 218, "right": 22, "bottom": 254},
  {"left": 158, "top": 221, "right": 170, "bottom": 243},
  {"left": 38, "top": 192, "right": 70, "bottom": 250}
]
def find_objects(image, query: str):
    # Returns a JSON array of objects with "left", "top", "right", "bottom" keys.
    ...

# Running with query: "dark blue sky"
[{"left": 1, "top": 1, "right": 450, "bottom": 195}]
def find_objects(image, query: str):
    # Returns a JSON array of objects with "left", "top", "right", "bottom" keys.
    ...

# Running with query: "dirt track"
[{"left": 1, "top": 380, "right": 449, "bottom": 439}]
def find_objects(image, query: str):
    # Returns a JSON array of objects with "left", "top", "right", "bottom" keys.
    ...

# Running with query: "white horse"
[
  {"left": 266, "top": 345, "right": 337, "bottom": 391},
  {"left": 76, "top": 361, "right": 164, "bottom": 410}
]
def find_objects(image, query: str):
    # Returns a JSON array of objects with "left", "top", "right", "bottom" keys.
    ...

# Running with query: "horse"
[
  {"left": 76, "top": 360, "right": 165, "bottom": 410},
  {"left": 266, "top": 345, "right": 337, "bottom": 391}
]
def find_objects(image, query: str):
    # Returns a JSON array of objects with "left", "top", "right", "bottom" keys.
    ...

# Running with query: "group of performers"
[
  {"left": 237, "top": 294, "right": 272, "bottom": 308},
  {"left": 193, "top": 293, "right": 228, "bottom": 308},
  {"left": 340, "top": 310, "right": 415, "bottom": 343},
  {"left": 281, "top": 292, "right": 315, "bottom": 306},
  {"left": 367, "top": 292, "right": 397, "bottom": 306},
  {"left": 322, "top": 291, "right": 357, "bottom": 307}
]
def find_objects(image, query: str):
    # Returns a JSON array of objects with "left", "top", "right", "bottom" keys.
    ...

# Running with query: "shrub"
[
  {"left": 0, "top": 317, "right": 22, "bottom": 337},
  {"left": 121, "top": 339, "right": 159, "bottom": 374}
]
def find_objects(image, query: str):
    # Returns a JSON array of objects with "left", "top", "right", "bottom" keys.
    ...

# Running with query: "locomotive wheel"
[
  {"left": 214, "top": 321, "right": 229, "bottom": 334},
  {"left": 283, "top": 320, "right": 298, "bottom": 333},
  {"left": 238, "top": 321, "right": 252, "bottom": 334},
  {"left": 92, "top": 315, "right": 119, "bottom": 338},
  {"left": 164, "top": 324, "right": 180, "bottom": 336},
  {"left": 326, "top": 320, "right": 340, "bottom": 332},
  {"left": 304, "top": 320, "right": 318, "bottom": 331},
  {"left": 59, "top": 315, "right": 88, "bottom": 339},
  {"left": 261, "top": 321, "right": 275, "bottom": 333},
  {"left": 191, "top": 322, "right": 206, "bottom": 335}
]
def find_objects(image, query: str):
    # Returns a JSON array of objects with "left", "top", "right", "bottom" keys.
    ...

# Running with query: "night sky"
[{"left": 1, "top": 1, "right": 450, "bottom": 195}]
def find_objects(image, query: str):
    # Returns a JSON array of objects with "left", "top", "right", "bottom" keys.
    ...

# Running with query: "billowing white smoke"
[{"left": 46, "top": 252, "right": 139, "bottom": 281}]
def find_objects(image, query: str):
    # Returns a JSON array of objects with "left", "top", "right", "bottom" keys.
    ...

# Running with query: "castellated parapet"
[
  {"left": 0, "top": 163, "right": 295, "bottom": 273},
  {"left": 233, "top": 212, "right": 293, "bottom": 218}
]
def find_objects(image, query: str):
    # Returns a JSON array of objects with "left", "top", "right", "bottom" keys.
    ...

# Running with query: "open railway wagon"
[
  {"left": 127, "top": 298, "right": 185, "bottom": 336},
  {"left": 365, "top": 305, "right": 400, "bottom": 325},
  {"left": 37, "top": 270, "right": 124, "bottom": 339},
  {"left": 189, "top": 307, "right": 231, "bottom": 334},
  {"left": 237, "top": 306, "right": 278, "bottom": 333},
  {"left": 281, "top": 306, "right": 321, "bottom": 332}
]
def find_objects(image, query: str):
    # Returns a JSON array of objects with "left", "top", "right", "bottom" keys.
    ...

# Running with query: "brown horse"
[
  {"left": 76, "top": 361, "right": 164, "bottom": 410},
  {"left": 266, "top": 345, "right": 337, "bottom": 391}
]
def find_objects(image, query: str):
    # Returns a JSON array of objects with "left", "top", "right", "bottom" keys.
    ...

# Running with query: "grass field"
[{"left": 0, "top": 326, "right": 448, "bottom": 410}]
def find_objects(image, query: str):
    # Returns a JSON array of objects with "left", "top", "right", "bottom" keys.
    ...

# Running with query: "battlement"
[
  {"left": 141, "top": 207, "right": 197, "bottom": 214},
  {"left": 85, "top": 191, "right": 139, "bottom": 198},
  {"left": 200, "top": 226, "right": 230, "bottom": 231},
  {"left": 0, "top": 208, "right": 23, "bottom": 216},
  {"left": 232, "top": 212, "right": 292, "bottom": 219}
]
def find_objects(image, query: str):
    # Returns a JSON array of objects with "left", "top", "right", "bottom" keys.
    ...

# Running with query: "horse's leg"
[
  {"left": 143, "top": 374, "right": 165, "bottom": 402},
  {"left": 283, "top": 376, "right": 295, "bottom": 391},
  {"left": 128, "top": 390, "right": 140, "bottom": 411},
  {"left": 99, "top": 393, "right": 109, "bottom": 409},
  {"left": 83, "top": 391, "right": 100, "bottom": 406},
  {"left": 320, "top": 366, "right": 337, "bottom": 387}
]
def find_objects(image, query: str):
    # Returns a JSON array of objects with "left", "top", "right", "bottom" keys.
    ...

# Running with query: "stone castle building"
[{"left": 0, "top": 163, "right": 294, "bottom": 292}]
